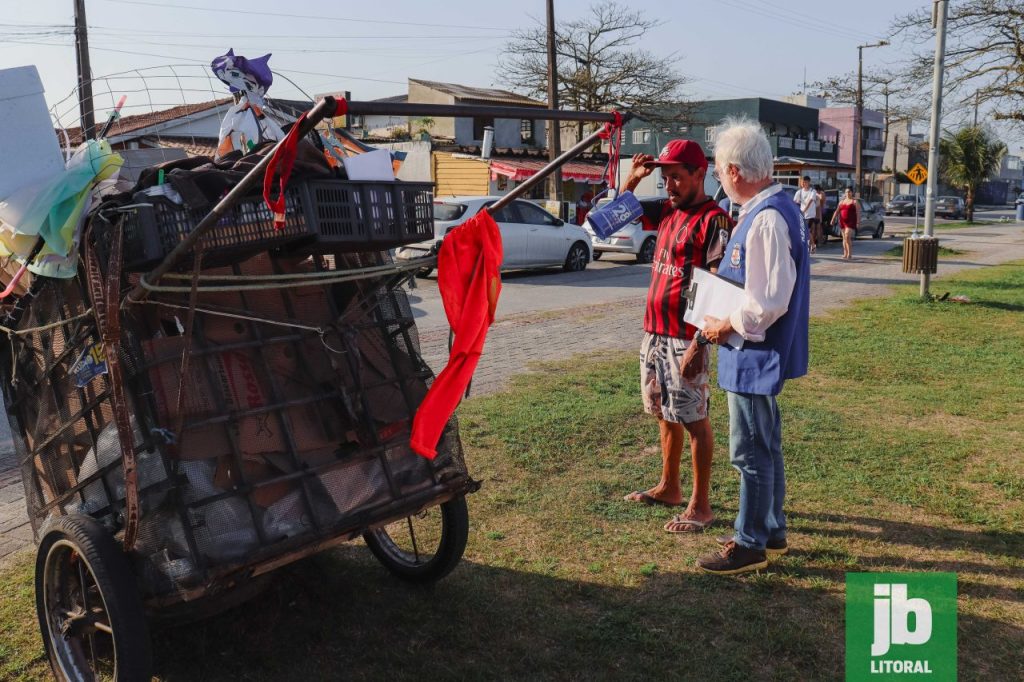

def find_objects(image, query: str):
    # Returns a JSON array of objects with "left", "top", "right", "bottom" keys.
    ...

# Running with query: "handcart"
[{"left": 2, "top": 90, "right": 628, "bottom": 680}]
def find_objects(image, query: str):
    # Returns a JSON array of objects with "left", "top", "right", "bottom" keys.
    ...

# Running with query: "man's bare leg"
[
  {"left": 681, "top": 417, "right": 714, "bottom": 522},
  {"left": 625, "top": 418, "right": 684, "bottom": 505}
]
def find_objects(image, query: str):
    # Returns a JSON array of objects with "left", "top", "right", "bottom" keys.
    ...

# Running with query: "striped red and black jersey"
[{"left": 643, "top": 198, "right": 734, "bottom": 339}]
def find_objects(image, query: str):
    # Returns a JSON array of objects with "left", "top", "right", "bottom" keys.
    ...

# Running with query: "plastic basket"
[
  {"left": 300, "top": 180, "right": 434, "bottom": 252},
  {"left": 96, "top": 185, "right": 312, "bottom": 272},
  {"left": 94, "top": 179, "right": 435, "bottom": 271}
]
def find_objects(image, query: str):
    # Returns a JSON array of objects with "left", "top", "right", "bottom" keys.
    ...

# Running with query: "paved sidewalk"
[{"left": 2, "top": 224, "right": 1022, "bottom": 563}]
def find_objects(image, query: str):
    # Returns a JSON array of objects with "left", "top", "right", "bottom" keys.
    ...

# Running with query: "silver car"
[
  {"left": 395, "top": 196, "right": 593, "bottom": 276},
  {"left": 826, "top": 198, "right": 886, "bottom": 240},
  {"left": 581, "top": 196, "right": 661, "bottom": 264}
]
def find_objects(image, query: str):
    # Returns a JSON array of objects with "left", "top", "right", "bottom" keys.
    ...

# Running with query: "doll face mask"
[{"left": 211, "top": 49, "right": 273, "bottom": 105}]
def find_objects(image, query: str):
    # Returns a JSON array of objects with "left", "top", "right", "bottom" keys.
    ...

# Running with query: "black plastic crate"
[
  {"left": 93, "top": 179, "right": 435, "bottom": 272},
  {"left": 300, "top": 180, "right": 434, "bottom": 252},
  {"left": 103, "top": 186, "right": 312, "bottom": 272}
]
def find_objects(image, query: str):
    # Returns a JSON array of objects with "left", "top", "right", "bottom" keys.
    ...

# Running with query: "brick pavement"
[{"left": 2, "top": 224, "right": 1023, "bottom": 564}]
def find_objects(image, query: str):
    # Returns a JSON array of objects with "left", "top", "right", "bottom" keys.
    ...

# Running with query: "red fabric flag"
[
  {"left": 410, "top": 210, "right": 503, "bottom": 458},
  {"left": 263, "top": 98, "right": 348, "bottom": 229}
]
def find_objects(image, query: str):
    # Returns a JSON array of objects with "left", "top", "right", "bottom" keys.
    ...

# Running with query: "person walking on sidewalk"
[
  {"left": 621, "top": 140, "right": 733, "bottom": 534},
  {"left": 831, "top": 188, "right": 859, "bottom": 260},
  {"left": 814, "top": 184, "right": 825, "bottom": 247},
  {"left": 684, "top": 118, "right": 810, "bottom": 574},
  {"left": 793, "top": 175, "right": 820, "bottom": 253}
]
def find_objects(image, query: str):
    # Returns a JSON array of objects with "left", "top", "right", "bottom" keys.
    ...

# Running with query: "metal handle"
[{"left": 487, "top": 124, "right": 619, "bottom": 215}]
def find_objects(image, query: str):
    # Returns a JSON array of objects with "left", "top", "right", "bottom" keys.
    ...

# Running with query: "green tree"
[{"left": 938, "top": 127, "right": 1007, "bottom": 223}]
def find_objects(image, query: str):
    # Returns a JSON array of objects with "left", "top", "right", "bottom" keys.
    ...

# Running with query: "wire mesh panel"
[
  {"left": 0, "top": 246, "right": 470, "bottom": 600},
  {"left": 119, "top": 248, "right": 469, "bottom": 596}
]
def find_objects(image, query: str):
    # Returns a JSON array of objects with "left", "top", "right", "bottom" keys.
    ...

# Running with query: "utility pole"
[
  {"left": 545, "top": 0, "right": 563, "bottom": 206},
  {"left": 74, "top": 0, "right": 96, "bottom": 140},
  {"left": 973, "top": 91, "right": 979, "bottom": 127},
  {"left": 922, "top": 0, "right": 949, "bottom": 299},
  {"left": 855, "top": 40, "right": 888, "bottom": 198}
]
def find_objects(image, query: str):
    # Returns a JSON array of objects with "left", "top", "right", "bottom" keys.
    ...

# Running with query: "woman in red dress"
[{"left": 831, "top": 188, "right": 859, "bottom": 260}]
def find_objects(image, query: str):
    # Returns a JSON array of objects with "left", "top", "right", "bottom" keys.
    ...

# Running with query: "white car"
[
  {"left": 581, "top": 196, "right": 661, "bottom": 264},
  {"left": 395, "top": 196, "right": 593, "bottom": 275}
]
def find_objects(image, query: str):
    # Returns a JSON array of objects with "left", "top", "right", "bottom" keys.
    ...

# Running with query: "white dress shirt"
[{"left": 729, "top": 184, "right": 798, "bottom": 342}]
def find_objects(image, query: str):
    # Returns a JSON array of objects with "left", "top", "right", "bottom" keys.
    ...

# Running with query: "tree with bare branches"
[
  {"left": 807, "top": 69, "right": 928, "bottom": 171},
  {"left": 499, "top": 1, "right": 690, "bottom": 142},
  {"left": 891, "top": 0, "right": 1024, "bottom": 126}
]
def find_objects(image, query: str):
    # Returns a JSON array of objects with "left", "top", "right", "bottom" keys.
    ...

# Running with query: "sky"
[{"left": 2, "top": 0, "right": 1021, "bottom": 152}]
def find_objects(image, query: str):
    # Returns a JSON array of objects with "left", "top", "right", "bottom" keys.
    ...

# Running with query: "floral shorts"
[{"left": 640, "top": 332, "right": 711, "bottom": 425}]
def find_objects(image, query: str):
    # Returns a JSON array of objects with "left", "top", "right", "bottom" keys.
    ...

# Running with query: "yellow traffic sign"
[{"left": 907, "top": 163, "right": 928, "bottom": 185}]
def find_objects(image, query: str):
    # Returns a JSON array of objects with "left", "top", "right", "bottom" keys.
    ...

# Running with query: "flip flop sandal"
[
  {"left": 623, "top": 491, "right": 680, "bottom": 508},
  {"left": 664, "top": 515, "right": 713, "bottom": 534}
]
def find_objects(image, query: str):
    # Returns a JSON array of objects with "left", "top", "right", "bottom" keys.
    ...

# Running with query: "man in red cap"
[{"left": 621, "top": 139, "right": 733, "bottom": 534}]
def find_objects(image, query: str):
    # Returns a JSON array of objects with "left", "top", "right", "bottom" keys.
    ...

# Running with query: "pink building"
[{"left": 818, "top": 106, "right": 886, "bottom": 174}]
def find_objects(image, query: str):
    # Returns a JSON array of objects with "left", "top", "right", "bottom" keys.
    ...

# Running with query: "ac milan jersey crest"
[{"left": 644, "top": 200, "right": 733, "bottom": 339}]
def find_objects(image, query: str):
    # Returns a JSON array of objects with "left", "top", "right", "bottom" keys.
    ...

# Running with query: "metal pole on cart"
[{"left": 128, "top": 100, "right": 627, "bottom": 301}]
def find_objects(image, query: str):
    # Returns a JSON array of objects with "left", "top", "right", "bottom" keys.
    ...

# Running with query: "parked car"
[
  {"left": 885, "top": 194, "right": 921, "bottom": 216},
  {"left": 395, "top": 196, "right": 593, "bottom": 276},
  {"left": 935, "top": 196, "right": 965, "bottom": 219},
  {"left": 581, "top": 196, "right": 661, "bottom": 263},
  {"left": 824, "top": 197, "right": 886, "bottom": 240},
  {"left": 1015, "top": 191, "right": 1024, "bottom": 206}
]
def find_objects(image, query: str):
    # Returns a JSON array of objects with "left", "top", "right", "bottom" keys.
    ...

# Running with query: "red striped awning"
[{"left": 489, "top": 158, "right": 607, "bottom": 184}]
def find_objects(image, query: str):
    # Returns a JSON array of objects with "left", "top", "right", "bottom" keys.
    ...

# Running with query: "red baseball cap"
[{"left": 643, "top": 139, "right": 708, "bottom": 171}]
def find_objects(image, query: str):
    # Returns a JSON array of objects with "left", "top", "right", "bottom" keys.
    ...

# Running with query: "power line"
[
  {"left": 717, "top": 0, "right": 886, "bottom": 44},
  {"left": 102, "top": 0, "right": 510, "bottom": 32},
  {"left": 86, "top": 25, "right": 509, "bottom": 40}
]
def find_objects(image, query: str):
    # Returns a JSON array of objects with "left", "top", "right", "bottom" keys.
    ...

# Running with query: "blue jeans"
[{"left": 727, "top": 391, "right": 786, "bottom": 551}]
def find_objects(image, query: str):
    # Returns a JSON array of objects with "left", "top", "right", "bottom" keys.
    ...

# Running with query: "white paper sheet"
[
  {"left": 683, "top": 267, "right": 746, "bottom": 349},
  {"left": 341, "top": 148, "right": 395, "bottom": 181}
]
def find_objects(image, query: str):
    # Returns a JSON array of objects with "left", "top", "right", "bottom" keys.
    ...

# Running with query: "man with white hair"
[{"left": 681, "top": 117, "right": 810, "bottom": 574}]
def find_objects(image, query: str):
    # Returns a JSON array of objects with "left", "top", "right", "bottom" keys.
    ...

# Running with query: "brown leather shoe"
[
  {"left": 697, "top": 541, "right": 768, "bottom": 575},
  {"left": 715, "top": 534, "right": 789, "bottom": 558}
]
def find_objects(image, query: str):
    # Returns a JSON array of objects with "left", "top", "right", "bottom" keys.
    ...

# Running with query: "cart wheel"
[
  {"left": 363, "top": 496, "right": 468, "bottom": 584},
  {"left": 36, "top": 515, "right": 152, "bottom": 682}
]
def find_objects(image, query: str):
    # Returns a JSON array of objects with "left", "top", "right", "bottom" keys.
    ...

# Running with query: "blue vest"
[{"left": 716, "top": 188, "right": 810, "bottom": 396}]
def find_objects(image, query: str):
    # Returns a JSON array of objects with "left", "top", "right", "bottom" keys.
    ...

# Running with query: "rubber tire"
[
  {"left": 36, "top": 515, "right": 152, "bottom": 682},
  {"left": 636, "top": 237, "right": 657, "bottom": 264},
  {"left": 591, "top": 250, "right": 603, "bottom": 261},
  {"left": 873, "top": 222, "right": 884, "bottom": 239},
  {"left": 363, "top": 496, "right": 469, "bottom": 584},
  {"left": 563, "top": 242, "right": 590, "bottom": 272},
  {"left": 415, "top": 267, "right": 434, "bottom": 279}
]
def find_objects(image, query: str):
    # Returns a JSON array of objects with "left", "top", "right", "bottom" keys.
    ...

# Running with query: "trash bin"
[
  {"left": 902, "top": 237, "right": 939, "bottom": 274},
  {"left": 1016, "top": 203, "right": 1024, "bottom": 221}
]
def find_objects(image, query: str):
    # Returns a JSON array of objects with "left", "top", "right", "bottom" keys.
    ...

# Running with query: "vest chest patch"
[{"left": 730, "top": 244, "right": 742, "bottom": 268}]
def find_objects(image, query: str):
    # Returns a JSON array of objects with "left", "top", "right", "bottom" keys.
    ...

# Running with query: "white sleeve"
[{"left": 728, "top": 210, "right": 797, "bottom": 342}]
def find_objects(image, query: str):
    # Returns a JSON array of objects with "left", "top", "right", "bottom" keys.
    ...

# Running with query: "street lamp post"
[{"left": 855, "top": 39, "right": 888, "bottom": 198}]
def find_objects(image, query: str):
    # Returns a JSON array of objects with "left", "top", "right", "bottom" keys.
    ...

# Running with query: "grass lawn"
[{"left": 2, "top": 263, "right": 1023, "bottom": 681}]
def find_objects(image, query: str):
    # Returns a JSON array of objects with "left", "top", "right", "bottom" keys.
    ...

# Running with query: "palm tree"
[{"left": 939, "top": 127, "right": 1007, "bottom": 222}]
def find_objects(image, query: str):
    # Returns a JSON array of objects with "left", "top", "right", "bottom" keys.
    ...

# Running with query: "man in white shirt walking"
[{"left": 793, "top": 175, "right": 820, "bottom": 253}]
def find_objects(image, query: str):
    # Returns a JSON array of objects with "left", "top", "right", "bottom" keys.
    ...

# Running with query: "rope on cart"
[
  {"left": 134, "top": 256, "right": 437, "bottom": 294},
  {"left": 130, "top": 298, "right": 348, "bottom": 353},
  {"left": 0, "top": 309, "right": 94, "bottom": 337}
]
